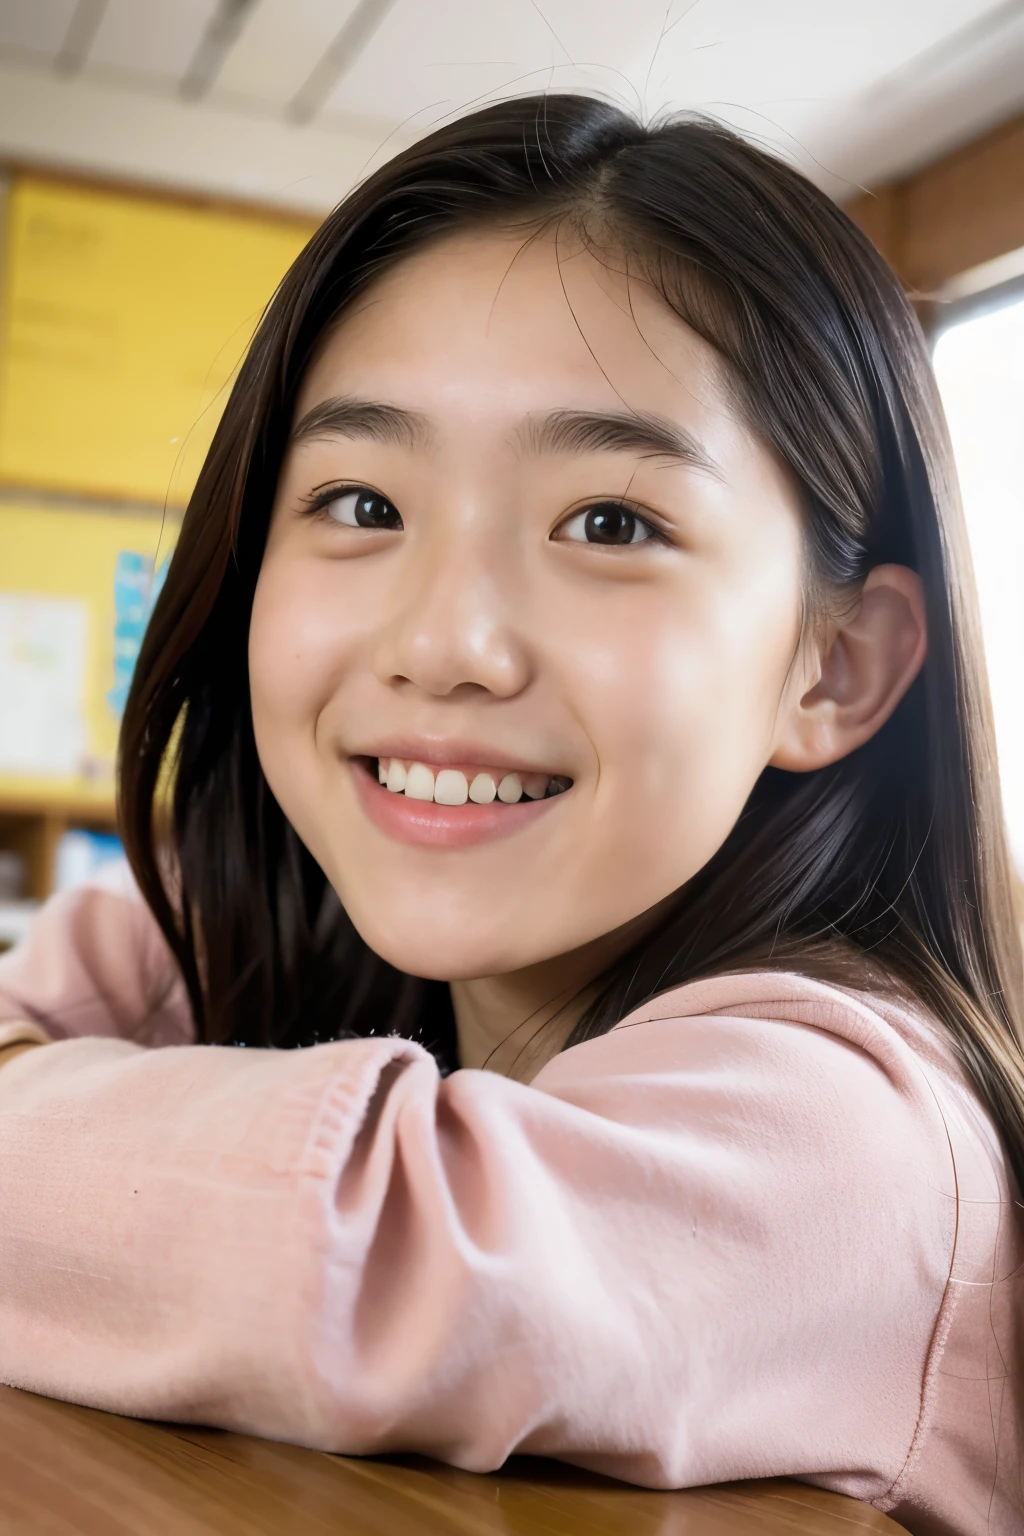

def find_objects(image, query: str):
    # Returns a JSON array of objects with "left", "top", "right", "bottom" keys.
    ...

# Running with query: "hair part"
[{"left": 118, "top": 93, "right": 1024, "bottom": 1190}]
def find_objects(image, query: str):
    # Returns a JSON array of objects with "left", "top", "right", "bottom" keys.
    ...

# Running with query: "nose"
[{"left": 371, "top": 524, "right": 532, "bottom": 701}]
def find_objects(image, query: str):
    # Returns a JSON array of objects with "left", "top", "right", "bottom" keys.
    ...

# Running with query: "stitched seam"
[
  {"left": 295, "top": 1038, "right": 426, "bottom": 1180},
  {"left": 876, "top": 1072, "right": 962, "bottom": 1512},
  {"left": 876, "top": 1275, "right": 961, "bottom": 1512}
]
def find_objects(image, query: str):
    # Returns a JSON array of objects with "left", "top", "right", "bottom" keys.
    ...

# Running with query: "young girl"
[{"left": 0, "top": 95, "right": 1021, "bottom": 1534}]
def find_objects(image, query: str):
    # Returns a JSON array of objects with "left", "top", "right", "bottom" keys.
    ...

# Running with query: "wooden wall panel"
[{"left": 845, "top": 112, "right": 1024, "bottom": 294}]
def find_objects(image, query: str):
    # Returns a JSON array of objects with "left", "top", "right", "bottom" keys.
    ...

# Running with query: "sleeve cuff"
[{"left": 0, "top": 1020, "right": 52, "bottom": 1052}]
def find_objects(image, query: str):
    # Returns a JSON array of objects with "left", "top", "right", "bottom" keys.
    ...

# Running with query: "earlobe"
[{"left": 769, "top": 564, "right": 928, "bottom": 773}]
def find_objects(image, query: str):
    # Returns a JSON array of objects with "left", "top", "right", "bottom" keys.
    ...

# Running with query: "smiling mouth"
[{"left": 368, "top": 757, "right": 573, "bottom": 806}]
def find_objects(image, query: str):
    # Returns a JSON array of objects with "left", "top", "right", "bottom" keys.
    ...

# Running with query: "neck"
[
  {"left": 449, "top": 952, "right": 601, "bottom": 1081},
  {"left": 449, "top": 893, "right": 679, "bottom": 1080}
]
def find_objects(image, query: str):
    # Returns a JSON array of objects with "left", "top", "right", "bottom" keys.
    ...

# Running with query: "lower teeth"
[{"left": 545, "top": 776, "right": 572, "bottom": 798}]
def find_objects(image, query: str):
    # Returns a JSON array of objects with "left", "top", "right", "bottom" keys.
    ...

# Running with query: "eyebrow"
[
  {"left": 291, "top": 395, "right": 719, "bottom": 476},
  {"left": 291, "top": 396, "right": 432, "bottom": 449},
  {"left": 518, "top": 408, "right": 721, "bottom": 475}
]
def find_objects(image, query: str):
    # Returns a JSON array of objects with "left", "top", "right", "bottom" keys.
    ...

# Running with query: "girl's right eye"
[{"left": 321, "top": 488, "right": 403, "bottom": 530}]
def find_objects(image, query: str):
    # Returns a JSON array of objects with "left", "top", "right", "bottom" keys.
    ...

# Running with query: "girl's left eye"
[
  {"left": 556, "top": 502, "right": 659, "bottom": 546},
  {"left": 321, "top": 488, "right": 403, "bottom": 530}
]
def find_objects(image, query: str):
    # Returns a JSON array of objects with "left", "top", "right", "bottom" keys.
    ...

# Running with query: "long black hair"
[{"left": 119, "top": 94, "right": 1024, "bottom": 1188}]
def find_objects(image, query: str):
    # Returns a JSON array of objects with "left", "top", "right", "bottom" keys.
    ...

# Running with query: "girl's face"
[{"left": 250, "top": 227, "right": 810, "bottom": 984}]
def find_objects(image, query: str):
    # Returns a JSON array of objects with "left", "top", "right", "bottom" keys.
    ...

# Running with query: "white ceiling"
[{"left": 0, "top": 0, "right": 1022, "bottom": 213}]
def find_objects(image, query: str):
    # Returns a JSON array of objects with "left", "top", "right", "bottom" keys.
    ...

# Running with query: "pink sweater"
[{"left": 0, "top": 868, "right": 1020, "bottom": 1534}]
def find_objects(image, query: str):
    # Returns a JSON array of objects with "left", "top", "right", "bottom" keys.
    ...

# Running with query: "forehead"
[{"left": 297, "top": 226, "right": 736, "bottom": 436}]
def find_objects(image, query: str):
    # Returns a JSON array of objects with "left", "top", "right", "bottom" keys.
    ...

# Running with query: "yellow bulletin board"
[
  {"left": 0, "top": 177, "right": 314, "bottom": 507},
  {"left": 0, "top": 500, "right": 177, "bottom": 808}
]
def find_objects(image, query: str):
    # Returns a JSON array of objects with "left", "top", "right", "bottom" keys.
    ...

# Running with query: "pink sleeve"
[
  {"left": 0, "top": 990, "right": 955, "bottom": 1501},
  {"left": 0, "top": 864, "right": 192, "bottom": 1048}
]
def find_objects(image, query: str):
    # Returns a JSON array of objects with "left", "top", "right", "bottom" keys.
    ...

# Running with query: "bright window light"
[{"left": 933, "top": 291, "right": 1024, "bottom": 875}]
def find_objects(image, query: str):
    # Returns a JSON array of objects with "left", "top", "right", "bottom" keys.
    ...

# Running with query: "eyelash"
[
  {"left": 555, "top": 500, "right": 671, "bottom": 548},
  {"left": 300, "top": 483, "right": 672, "bottom": 547},
  {"left": 301, "top": 484, "right": 401, "bottom": 529}
]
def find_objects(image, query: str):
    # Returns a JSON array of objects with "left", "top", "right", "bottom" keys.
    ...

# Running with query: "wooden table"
[{"left": 0, "top": 1385, "right": 901, "bottom": 1535}]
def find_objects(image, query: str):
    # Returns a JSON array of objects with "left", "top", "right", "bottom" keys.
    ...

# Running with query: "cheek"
[
  {"left": 564, "top": 571, "right": 799, "bottom": 837},
  {"left": 248, "top": 555, "right": 360, "bottom": 765},
  {"left": 249, "top": 563, "right": 313, "bottom": 743}
]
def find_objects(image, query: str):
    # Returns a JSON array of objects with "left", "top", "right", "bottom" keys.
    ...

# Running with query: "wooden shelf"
[
  {"left": 0, "top": 791, "right": 117, "bottom": 902},
  {"left": 0, "top": 789, "right": 115, "bottom": 820}
]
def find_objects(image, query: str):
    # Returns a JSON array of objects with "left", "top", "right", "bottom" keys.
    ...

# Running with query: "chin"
[{"left": 346, "top": 912, "right": 530, "bottom": 983}]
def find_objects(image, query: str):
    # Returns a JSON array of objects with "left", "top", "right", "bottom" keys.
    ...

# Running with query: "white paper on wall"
[{"left": 0, "top": 593, "right": 88, "bottom": 776}]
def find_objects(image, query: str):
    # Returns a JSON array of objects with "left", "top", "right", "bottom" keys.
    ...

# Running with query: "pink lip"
[
  {"left": 358, "top": 738, "right": 558, "bottom": 776},
  {"left": 351, "top": 759, "right": 560, "bottom": 849}
]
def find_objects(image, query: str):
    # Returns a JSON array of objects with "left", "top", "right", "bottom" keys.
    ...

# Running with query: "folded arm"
[
  {"left": 0, "top": 867, "right": 191, "bottom": 1048},
  {"left": 0, "top": 994, "right": 954, "bottom": 1498}
]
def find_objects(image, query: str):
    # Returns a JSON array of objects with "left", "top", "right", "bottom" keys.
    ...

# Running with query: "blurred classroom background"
[{"left": 0, "top": 0, "right": 1023, "bottom": 948}]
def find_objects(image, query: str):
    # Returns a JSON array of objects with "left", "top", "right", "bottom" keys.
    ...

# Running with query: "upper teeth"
[{"left": 376, "top": 759, "right": 568, "bottom": 805}]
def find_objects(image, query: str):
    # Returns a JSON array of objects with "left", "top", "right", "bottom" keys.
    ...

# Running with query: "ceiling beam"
[
  {"left": 54, "top": 0, "right": 108, "bottom": 79},
  {"left": 180, "top": 0, "right": 260, "bottom": 103},
  {"left": 288, "top": 0, "right": 398, "bottom": 126}
]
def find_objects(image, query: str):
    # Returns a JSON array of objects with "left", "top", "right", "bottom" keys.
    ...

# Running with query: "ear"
[{"left": 769, "top": 564, "right": 927, "bottom": 773}]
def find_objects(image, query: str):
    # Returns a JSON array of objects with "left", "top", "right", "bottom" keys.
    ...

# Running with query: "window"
[{"left": 933, "top": 285, "right": 1024, "bottom": 874}]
